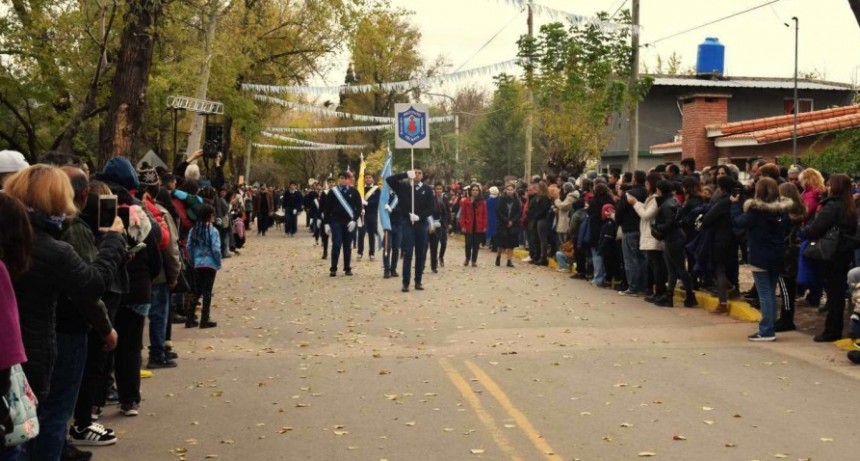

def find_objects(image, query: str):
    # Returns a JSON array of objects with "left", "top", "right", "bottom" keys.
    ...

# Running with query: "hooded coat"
[{"left": 731, "top": 197, "right": 792, "bottom": 273}]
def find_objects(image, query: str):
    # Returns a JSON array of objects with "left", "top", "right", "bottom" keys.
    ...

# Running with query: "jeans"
[
  {"left": 752, "top": 270, "right": 779, "bottom": 337},
  {"left": 591, "top": 248, "right": 606, "bottom": 285},
  {"left": 329, "top": 220, "right": 353, "bottom": 272},
  {"left": 622, "top": 232, "right": 647, "bottom": 293},
  {"left": 30, "top": 333, "right": 87, "bottom": 461},
  {"left": 148, "top": 283, "right": 170, "bottom": 361},
  {"left": 358, "top": 216, "right": 378, "bottom": 257},
  {"left": 429, "top": 226, "right": 447, "bottom": 270},
  {"left": 464, "top": 233, "right": 481, "bottom": 263},
  {"left": 115, "top": 306, "right": 145, "bottom": 406},
  {"left": 400, "top": 220, "right": 429, "bottom": 286},
  {"left": 555, "top": 251, "right": 570, "bottom": 270},
  {"left": 383, "top": 228, "right": 401, "bottom": 272},
  {"left": 646, "top": 250, "right": 667, "bottom": 296}
]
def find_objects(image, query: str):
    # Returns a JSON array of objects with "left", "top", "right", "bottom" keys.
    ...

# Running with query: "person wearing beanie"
[{"left": 0, "top": 150, "right": 30, "bottom": 189}]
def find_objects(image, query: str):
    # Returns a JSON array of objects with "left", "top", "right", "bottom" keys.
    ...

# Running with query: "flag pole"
[{"left": 410, "top": 147, "right": 415, "bottom": 216}]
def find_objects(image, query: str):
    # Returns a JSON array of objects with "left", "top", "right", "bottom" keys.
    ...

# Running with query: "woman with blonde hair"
[
  {"left": 4, "top": 164, "right": 126, "bottom": 459},
  {"left": 797, "top": 167, "right": 826, "bottom": 307}
]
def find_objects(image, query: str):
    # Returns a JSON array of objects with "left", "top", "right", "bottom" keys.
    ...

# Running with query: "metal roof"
[{"left": 651, "top": 76, "right": 854, "bottom": 92}]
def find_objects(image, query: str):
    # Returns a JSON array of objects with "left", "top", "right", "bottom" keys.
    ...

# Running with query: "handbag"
[
  {"left": 802, "top": 226, "right": 841, "bottom": 261},
  {"left": 3, "top": 364, "right": 39, "bottom": 447}
]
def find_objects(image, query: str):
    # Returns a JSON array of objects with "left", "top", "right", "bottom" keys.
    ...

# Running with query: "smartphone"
[
  {"left": 128, "top": 242, "right": 146, "bottom": 256},
  {"left": 98, "top": 195, "right": 117, "bottom": 232},
  {"left": 118, "top": 206, "right": 130, "bottom": 230},
  {"left": 732, "top": 186, "right": 743, "bottom": 197}
]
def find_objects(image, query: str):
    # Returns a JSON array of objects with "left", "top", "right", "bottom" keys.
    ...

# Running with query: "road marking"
[
  {"left": 464, "top": 360, "right": 562, "bottom": 461},
  {"left": 438, "top": 358, "right": 524, "bottom": 461}
]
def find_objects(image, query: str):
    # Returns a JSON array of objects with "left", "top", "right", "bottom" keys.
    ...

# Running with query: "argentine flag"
[{"left": 377, "top": 150, "right": 393, "bottom": 250}]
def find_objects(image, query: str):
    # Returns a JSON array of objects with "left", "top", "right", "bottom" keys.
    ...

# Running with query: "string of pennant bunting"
[
  {"left": 254, "top": 95, "right": 455, "bottom": 124},
  {"left": 252, "top": 143, "right": 365, "bottom": 151},
  {"left": 265, "top": 124, "right": 392, "bottom": 134},
  {"left": 243, "top": 60, "right": 518, "bottom": 96},
  {"left": 493, "top": 0, "right": 639, "bottom": 34},
  {"left": 259, "top": 131, "right": 367, "bottom": 149}
]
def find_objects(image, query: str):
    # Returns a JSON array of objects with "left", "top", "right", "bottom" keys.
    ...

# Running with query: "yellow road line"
[
  {"left": 464, "top": 360, "right": 562, "bottom": 461},
  {"left": 438, "top": 358, "right": 524, "bottom": 461}
]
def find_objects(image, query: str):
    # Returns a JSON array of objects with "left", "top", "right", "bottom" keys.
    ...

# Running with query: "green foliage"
[
  {"left": 465, "top": 74, "right": 526, "bottom": 181},
  {"left": 516, "top": 10, "right": 651, "bottom": 175},
  {"left": 804, "top": 129, "right": 860, "bottom": 175}
]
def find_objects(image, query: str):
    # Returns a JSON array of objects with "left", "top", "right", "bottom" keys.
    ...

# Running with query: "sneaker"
[
  {"left": 748, "top": 333, "right": 776, "bottom": 342},
  {"left": 618, "top": 289, "right": 638, "bottom": 297},
  {"left": 119, "top": 403, "right": 139, "bottom": 416},
  {"left": 68, "top": 424, "right": 117, "bottom": 446},
  {"left": 167, "top": 350, "right": 179, "bottom": 360},
  {"left": 390, "top": 270, "right": 399, "bottom": 278},
  {"left": 106, "top": 386, "right": 118, "bottom": 404},
  {"left": 521, "top": 256, "right": 532, "bottom": 262},
  {"left": 556, "top": 267, "right": 568, "bottom": 273},
  {"left": 384, "top": 270, "right": 391, "bottom": 279},
  {"left": 90, "top": 405, "right": 102, "bottom": 421},
  {"left": 357, "top": 254, "right": 363, "bottom": 261}
]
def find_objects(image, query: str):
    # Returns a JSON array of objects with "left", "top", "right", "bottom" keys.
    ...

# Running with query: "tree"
[
  {"left": 641, "top": 52, "right": 695, "bottom": 76},
  {"left": 466, "top": 75, "right": 526, "bottom": 181},
  {"left": 850, "top": 0, "right": 860, "bottom": 28},
  {"left": 517, "top": 11, "right": 652, "bottom": 176}
]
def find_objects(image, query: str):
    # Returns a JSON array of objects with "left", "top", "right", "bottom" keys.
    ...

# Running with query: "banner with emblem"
[{"left": 394, "top": 103, "right": 430, "bottom": 149}]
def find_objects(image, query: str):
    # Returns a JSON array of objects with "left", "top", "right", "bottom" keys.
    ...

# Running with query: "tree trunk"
[
  {"left": 185, "top": 0, "right": 222, "bottom": 158},
  {"left": 99, "top": 0, "right": 162, "bottom": 163},
  {"left": 851, "top": 0, "right": 860, "bottom": 29}
]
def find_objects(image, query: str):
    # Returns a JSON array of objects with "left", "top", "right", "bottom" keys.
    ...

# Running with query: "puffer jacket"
[
  {"left": 732, "top": 197, "right": 791, "bottom": 272},
  {"left": 13, "top": 215, "right": 125, "bottom": 401},
  {"left": 187, "top": 224, "right": 222, "bottom": 271},
  {"left": 633, "top": 194, "right": 663, "bottom": 251}
]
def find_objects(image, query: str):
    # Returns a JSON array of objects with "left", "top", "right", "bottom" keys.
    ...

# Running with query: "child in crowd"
[
  {"left": 598, "top": 204, "right": 619, "bottom": 288},
  {"left": 186, "top": 204, "right": 221, "bottom": 329}
]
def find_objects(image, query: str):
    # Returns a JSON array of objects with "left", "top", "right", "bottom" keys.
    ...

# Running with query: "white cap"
[{"left": 0, "top": 150, "right": 29, "bottom": 174}]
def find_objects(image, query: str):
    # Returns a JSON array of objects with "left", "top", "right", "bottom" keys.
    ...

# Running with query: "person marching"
[
  {"left": 324, "top": 172, "right": 362, "bottom": 277},
  {"left": 282, "top": 181, "right": 303, "bottom": 237},
  {"left": 358, "top": 173, "right": 381, "bottom": 261},
  {"left": 428, "top": 183, "right": 450, "bottom": 273},
  {"left": 382, "top": 190, "right": 402, "bottom": 279},
  {"left": 318, "top": 177, "right": 336, "bottom": 259},
  {"left": 386, "top": 168, "right": 434, "bottom": 292}
]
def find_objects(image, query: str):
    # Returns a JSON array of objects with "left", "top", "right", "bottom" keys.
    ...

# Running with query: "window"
[{"left": 784, "top": 98, "right": 813, "bottom": 115}]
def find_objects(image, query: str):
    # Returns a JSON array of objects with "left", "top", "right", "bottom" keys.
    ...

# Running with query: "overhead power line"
[{"left": 642, "top": 0, "right": 782, "bottom": 48}]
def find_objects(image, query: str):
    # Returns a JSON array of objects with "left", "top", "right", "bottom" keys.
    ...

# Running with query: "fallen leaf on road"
[
  {"left": 638, "top": 452, "right": 656, "bottom": 457},
  {"left": 672, "top": 435, "right": 686, "bottom": 441},
  {"left": 704, "top": 420, "right": 715, "bottom": 425},
  {"left": 405, "top": 421, "right": 416, "bottom": 426},
  {"left": 470, "top": 449, "right": 485, "bottom": 454},
  {"left": 278, "top": 427, "right": 293, "bottom": 434},
  {"left": 820, "top": 437, "right": 834, "bottom": 442},
  {"left": 333, "top": 431, "right": 349, "bottom": 436}
]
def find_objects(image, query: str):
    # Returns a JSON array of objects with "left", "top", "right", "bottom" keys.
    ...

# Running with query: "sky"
[{"left": 314, "top": 0, "right": 860, "bottom": 96}]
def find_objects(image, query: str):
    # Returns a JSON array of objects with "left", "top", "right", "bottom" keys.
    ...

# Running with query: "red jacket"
[
  {"left": 143, "top": 194, "right": 170, "bottom": 251},
  {"left": 459, "top": 197, "right": 487, "bottom": 234}
]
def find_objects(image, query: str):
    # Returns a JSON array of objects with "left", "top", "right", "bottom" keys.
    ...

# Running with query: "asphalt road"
[{"left": 100, "top": 226, "right": 860, "bottom": 461}]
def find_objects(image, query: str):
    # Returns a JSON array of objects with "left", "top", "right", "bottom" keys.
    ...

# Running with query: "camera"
[{"left": 203, "top": 140, "right": 220, "bottom": 159}]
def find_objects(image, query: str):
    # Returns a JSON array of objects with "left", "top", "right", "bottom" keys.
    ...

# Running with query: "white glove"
[
  {"left": 433, "top": 220, "right": 442, "bottom": 229},
  {"left": 407, "top": 170, "right": 416, "bottom": 179},
  {"left": 362, "top": 201, "right": 368, "bottom": 206},
  {"left": 292, "top": 209, "right": 297, "bottom": 215},
  {"left": 324, "top": 224, "right": 331, "bottom": 234},
  {"left": 409, "top": 213, "right": 419, "bottom": 223},
  {"left": 347, "top": 221, "right": 356, "bottom": 232},
  {"left": 385, "top": 205, "right": 393, "bottom": 213}
]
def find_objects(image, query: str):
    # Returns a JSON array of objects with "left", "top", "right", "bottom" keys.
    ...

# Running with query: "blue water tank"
[{"left": 696, "top": 37, "right": 725, "bottom": 76}]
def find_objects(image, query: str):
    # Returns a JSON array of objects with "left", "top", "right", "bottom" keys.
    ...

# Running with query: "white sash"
[{"left": 331, "top": 186, "right": 354, "bottom": 220}]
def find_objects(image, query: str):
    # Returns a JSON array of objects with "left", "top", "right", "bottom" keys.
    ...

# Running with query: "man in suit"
[
  {"left": 358, "top": 173, "right": 381, "bottom": 262},
  {"left": 324, "top": 172, "right": 362, "bottom": 276},
  {"left": 386, "top": 167, "right": 435, "bottom": 292}
]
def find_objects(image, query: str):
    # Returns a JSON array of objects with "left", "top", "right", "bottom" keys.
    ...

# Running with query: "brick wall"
[{"left": 680, "top": 94, "right": 731, "bottom": 169}]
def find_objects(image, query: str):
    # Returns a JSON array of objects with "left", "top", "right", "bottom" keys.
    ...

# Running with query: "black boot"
[
  {"left": 199, "top": 293, "right": 217, "bottom": 329},
  {"left": 683, "top": 292, "right": 698, "bottom": 308},
  {"left": 495, "top": 255, "right": 501, "bottom": 266}
]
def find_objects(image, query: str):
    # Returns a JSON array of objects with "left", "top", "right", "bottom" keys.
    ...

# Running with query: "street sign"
[{"left": 394, "top": 103, "right": 430, "bottom": 149}]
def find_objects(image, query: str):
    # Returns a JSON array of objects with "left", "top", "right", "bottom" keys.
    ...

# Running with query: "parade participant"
[
  {"left": 282, "top": 181, "right": 303, "bottom": 237},
  {"left": 429, "top": 183, "right": 450, "bottom": 273},
  {"left": 386, "top": 168, "right": 434, "bottom": 292},
  {"left": 459, "top": 184, "right": 487, "bottom": 267},
  {"left": 495, "top": 183, "right": 522, "bottom": 267},
  {"left": 383, "top": 191, "right": 402, "bottom": 279},
  {"left": 318, "top": 177, "right": 337, "bottom": 259},
  {"left": 324, "top": 172, "right": 361, "bottom": 276},
  {"left": 358, "top": 173, "right": 381, "bottom": 262}
]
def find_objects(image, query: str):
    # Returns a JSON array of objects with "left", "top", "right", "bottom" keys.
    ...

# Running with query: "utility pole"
[
  {"left": 792, "top": 16, "right": 799, "bottom": 164},
  {"left": 244, "top": 143, "right": 252, "bottom": 185},
  {"left": 524, "top": 2, "right": 534, "bottom": 180},
  {"left": 628, "top": 0, "right": 640, "bottom": 171}
]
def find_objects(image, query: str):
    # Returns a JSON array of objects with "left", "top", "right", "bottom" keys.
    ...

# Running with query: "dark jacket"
[
  {"left": 598, "top": 218, "right": 618, "bottom": 256},
  {"left": 526, "top": 195, "right": 552, "bottom": 223},
  {"left": 801, "top": 195, "right": 856, "bottom": 243},
  {"left": 616, "top": 184, "right": 647, "bottom": 233},
  {"left": 56, "top": 217, "right": 113, "bottom": 337},
  {"left": 585, "top": 193, "right": 614, "bottom": 246},
  {"left": 124, "top": 223, "right": 163, "bottom": 305},
  {"left": 282, "top": 189, "right": 303, "bottom": 213},
  {"left": 364, "top": 185, "right": 381, "bottom": 219},
  {"left": 680, "top": 195, "right": 704, "bottom": 242},
  {"left": 385, "top": 174, "right": 434, "bottom": 221},
  {"left": 323, "top": 185, "right": 362, "bottom": 223},
  {"left": 14, "top": 216, "right": 125, "bottom": 401},
  {"left": 701, "top": 194, "right": 736, "bottom": 265},
  {"left": 433, "top": 193, "right": 451, "bottom": 226},
  {"left": 495, "top": 195, "right": 522, "bottom": 231},
  {"left": 732, "top": 198, "right": 792, "bottom": 272},
  {"left": 652, "top": 196, "right": 684, "bottom": 241}
]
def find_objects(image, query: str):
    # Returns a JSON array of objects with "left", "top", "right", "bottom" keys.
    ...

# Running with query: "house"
[{"left": 601, "top": 75, "right": 856, "bottom": 172}]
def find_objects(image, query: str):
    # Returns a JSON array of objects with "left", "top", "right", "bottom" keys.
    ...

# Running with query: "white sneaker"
[
  {"left": 556, "top": 267, "right": 568, "bottom": 273},
  {"left": 522, "top": 256, "right": 532, "bottom": 262},
  {"left": 68, "top": 423, "right": 117, "bottom": 446}
]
